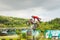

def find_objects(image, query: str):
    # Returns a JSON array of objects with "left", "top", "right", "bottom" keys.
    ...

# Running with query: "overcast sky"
[{"left": 0, "top": 0, "right": 60, "bottom": 21}]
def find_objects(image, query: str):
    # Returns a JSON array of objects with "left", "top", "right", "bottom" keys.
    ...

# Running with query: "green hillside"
[
  {"left": 0, "top": 16, "right": 27, "bottom": 28},
  {"left": 0, "top": 16, "right": 60, "bottom": 30},
  {"left": 48, "top": 18, "right": 60, "bottom": 30},
  {"left": 40, "top": 18, "right": 60, "bottom": 31}
]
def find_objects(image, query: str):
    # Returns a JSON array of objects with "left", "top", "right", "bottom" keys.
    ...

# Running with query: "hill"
[
  {"left": 37, "top": 18, "right": 60, "bottom": 32},
  {"left": 0, "top": 16, "right": 60, "bottom": 30},
  {"left": 0, "top": 16, "right": 27, "bottom": 28},
  {"left": 48, "top": 18, "right": 60, "bottom": 30}
]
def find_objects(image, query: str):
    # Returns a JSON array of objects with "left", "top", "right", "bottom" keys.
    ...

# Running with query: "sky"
[{"left": 0, "top": 0, "right": 60, "bottom": 21}]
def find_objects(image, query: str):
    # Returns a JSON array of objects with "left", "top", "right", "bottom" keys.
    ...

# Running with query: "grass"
[
  {"left": 0, "top": 32, "right": 51, "bottom": 40},
  {"left": 0, "top": 34, "right": 52, "bottom": 40},
  {"left": 0, "top": 35, "right": 20, "bottom": 40},
  {"left": 0, "top": 37, "right": 51, "bottom": 40}
]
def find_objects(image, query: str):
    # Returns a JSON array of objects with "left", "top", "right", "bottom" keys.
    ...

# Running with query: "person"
[
  {"left": 26, "top": 16, "right": 41, "bottom": 27},
  {"left": 31, "top": 15, "right": 41, "bottom": 23},
  {"left": 26, "top": 19, "right": 34, "bottom": 26}
]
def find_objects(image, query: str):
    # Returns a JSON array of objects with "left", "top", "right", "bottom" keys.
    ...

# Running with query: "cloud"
[
  {"left": 0, "top": 7, "right": 46, "bottom": 16},
  {"left": 0, "top": 7, "right": 49, "bottom": 21},
  {"left": 0, "top": 0, "right": 60, "bottom": 21},
  {"left": 0, "top": 0, "right": 60, "bottom": 10},
  {"left": 0, "top": 1, "right": 13, "bottom": 11},
  {"left": 0, "top": 7, "right": 59, "bottom": 21}
]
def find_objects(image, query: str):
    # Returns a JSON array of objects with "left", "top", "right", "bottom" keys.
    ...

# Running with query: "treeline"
[
  {"left": 0, "top": 16, "right": 27, "bottom": 27},
  {"left": 47, "top": 18, "right": 60, "bottom": 29},
  {"left": 39, "top": 18, "right": 60, "bottom": 32},
  {"left": 0, "top": 16, "right": 60, "bottom": 30}
]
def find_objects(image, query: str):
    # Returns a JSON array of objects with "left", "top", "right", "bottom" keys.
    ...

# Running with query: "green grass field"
[{"left": 0, "top": 35, "right": 51, "bottom": 40}]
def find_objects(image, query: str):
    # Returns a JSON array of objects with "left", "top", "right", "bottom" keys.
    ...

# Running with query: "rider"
[
  {"left": 26, "top": 15, "right": 41, "bottom": 28},
  {"left": 30, "top": 16, "right": 41, "bottom": 29},
  {"left": 31, "top": 15, "right": 41, "bottom": 23}
]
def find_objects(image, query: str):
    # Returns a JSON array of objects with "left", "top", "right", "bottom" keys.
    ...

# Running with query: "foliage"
[
  {"left": 0, "top": 16, "right": 27, "bottom": 27},
  {"left": 22, "top": 33, "right": 27, "bottom": 38},
  {"left": 47, "top": 18, "right": 60, "bottom": 30},
  {"left": 0, "top": 16, "right": 60, "bottom": 30}
]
